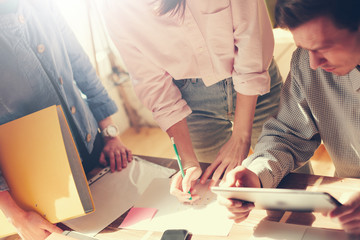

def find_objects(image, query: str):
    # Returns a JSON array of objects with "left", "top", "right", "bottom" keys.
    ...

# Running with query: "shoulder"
[
  {"left": 290, "top": 48, "right": 312, "bottom": 83},
  {"left": 291, "top": 48, "right": 310, "bottom": 71}
]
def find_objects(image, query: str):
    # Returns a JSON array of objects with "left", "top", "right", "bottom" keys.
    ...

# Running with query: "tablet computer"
[{"left": 211, "top": 186, "right": 342, "bottom": 212}]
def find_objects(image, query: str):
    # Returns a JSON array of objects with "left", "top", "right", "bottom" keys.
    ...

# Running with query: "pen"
[{"left": 171, "top": 137, "right": 192, "bottom": 200}]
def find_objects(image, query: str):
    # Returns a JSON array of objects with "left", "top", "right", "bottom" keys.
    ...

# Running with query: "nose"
[{"left": 309, "top": 51, "right": 326, "bottom": 70}]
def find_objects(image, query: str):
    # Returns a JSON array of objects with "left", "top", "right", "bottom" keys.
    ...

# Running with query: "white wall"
[
  {"left": 55, "top": 0, "right": 133, "bottom": 133},
  {"left": 273, "top": 28, "right": 297, "bottom": 82}
]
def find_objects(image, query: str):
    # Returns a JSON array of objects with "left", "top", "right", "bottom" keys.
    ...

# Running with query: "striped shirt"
[{"left": 243, "top": 47, "right": 360, "bottom": 188}]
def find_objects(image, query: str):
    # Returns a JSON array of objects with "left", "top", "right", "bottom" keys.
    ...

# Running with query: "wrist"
[
  {"left": 0, "top": 191, "right": 26, "bottom": 225},
  {"left": 183, "top": 159, "right": 201, "bottom": 170},
  {"left": 230, "top": 133, "right": 251, "bottom": 145},
  {"left": 101, "top": 124, "right": 120, "bottom": 138}
]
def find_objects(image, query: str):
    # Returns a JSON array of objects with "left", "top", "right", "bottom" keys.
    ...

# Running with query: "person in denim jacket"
[{"left": 0, "top": 0, "right": 132, "bottom": 238}]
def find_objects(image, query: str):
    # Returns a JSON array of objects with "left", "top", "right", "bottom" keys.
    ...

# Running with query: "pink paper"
[{"left": 119, "top": 207, "right": 157, "bottom": 228}]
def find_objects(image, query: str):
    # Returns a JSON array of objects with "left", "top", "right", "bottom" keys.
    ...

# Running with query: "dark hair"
[
  {"left": 158, "top": 0, "right": 186, "bottom": 16},
  {"left": 275, "top": 0, "right": 360, "bottom": 31}
]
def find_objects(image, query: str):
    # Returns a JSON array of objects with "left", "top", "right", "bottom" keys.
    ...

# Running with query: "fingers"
[
  {"left": 120, "top": 151, "right": 128, "bottom": 168},
  {"left": 108, "top": 151, "right": 116, "bottom": 172},
  {"left": 115, "top": 149, "right": 133, "bottom": 170},
  {"left": 212, "top": 161, "right": 238, "bottom": 185},
  {"left": 170, "top": 172, "right": 194, "bottom": 202},
  {"left": 330, "top": 205, "right": 355, "bottom": 220},
  {"left": 170, "top": 168, "right": 202, "bottom": 203},
  {"left": 18, "top": 211, "right": 62, "bottom": 240},
  {"left": 101, "top": 137, "right": 133, "bottom": 172},
  {"left": 341, "top": 219, "right": 360, "bottom": 234},
  {"left": 42, "top": 223, "right": 63, "bottom": 234},
  {"left": 127, "top": 150, "right": 133, "bottom": 162},
  {"left": 328, "top": 192, "right": 360, "bottom": 234},
  {"left": 211, "top": 163, "right": 227, "bottom": 184},
  {"left": 220, "top": 166, "right": 243, "bottom": 187},
  {"left": 199, "top": 155, "right": 241, "bottom": 185},
  {"left": 107, "top": 149, "right": 133, "bottom": 172},
  {"left": 200, "top": 161, "right": 220, "bottom": 184},
  {"left": 330, "top": 205, "right": 360, "bottom": 234},
  {"left": 217, "top": 196, "right": 254, "bottom": 223},
  {"left": 99, "top": 152, "right": 107, "bottom": 167},
  {"left": 182, "top": 167, "right": 201, "bottom": 192}
]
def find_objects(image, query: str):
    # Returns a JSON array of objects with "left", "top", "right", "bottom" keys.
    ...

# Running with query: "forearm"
[
  {"left": 0, "top": 191, "right": 63, "bottom": 237},
  {"left": 0, "top": 191, "right": 25, "bottom": 225},
  {"left": 232, "top": 93, "right": 258, "bottom": 145},
  {"left": 166, "top": 118, "right": 200, "bottom": 170},
  {"left": 98, "top": 116, "right": 113, "bottom": 131}
]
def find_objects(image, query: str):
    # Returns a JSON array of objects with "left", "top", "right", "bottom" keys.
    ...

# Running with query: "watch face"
[{"left": 107, "top": 125, "right": 118, "bottom": 137}]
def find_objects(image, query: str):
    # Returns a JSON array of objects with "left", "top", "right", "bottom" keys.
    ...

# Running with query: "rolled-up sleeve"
[
  {"left": 102, "top": 1, "right": 192, "bottom": 131},
  {"left": 110, "top": 37, "right": 192, "bottom": 131},
  {"left": 231, "top": 0, "right": 274, "bottom": 96},
  {"left": 242, "top": 58, "right": 321, "bottom": 188}
]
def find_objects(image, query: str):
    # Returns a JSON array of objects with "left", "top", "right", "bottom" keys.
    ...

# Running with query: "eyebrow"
[{"left": 297, "top": 44, "right": 331, "bottom": 52}]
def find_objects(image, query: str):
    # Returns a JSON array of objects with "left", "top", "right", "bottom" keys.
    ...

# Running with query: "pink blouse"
[{"left": 103, "top": 0, "right": 274, "bottom": 131}]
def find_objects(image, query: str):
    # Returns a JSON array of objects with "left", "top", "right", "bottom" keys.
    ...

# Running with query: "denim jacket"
[{"left": 0, "top": 0, "right": 117, "bottom": 190}]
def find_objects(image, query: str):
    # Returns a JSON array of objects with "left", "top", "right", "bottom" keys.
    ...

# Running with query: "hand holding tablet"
[{"left": 211, "top": 186, "right": 342, "bottom": 212}]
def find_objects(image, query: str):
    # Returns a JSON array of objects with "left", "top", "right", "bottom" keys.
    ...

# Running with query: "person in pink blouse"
[{"left": 103, "top": 0, "right": 283, "bottom": 202}]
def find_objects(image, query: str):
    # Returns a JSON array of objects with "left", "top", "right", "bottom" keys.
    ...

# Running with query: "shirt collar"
[{"left": 349, "top": 67, "right": 360, "bottom": 92}]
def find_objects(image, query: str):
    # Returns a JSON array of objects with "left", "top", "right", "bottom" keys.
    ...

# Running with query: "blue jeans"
[{"left": 173, "top": 59, "right": 283, "bottom": 163}]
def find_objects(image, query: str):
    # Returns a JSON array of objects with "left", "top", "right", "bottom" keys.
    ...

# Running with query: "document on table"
[
  {"left": 62, "top": 156, "right": 176, "bottom": 236},
  {"left": 119, "top": 178, "right": 233, "bottom": 236},
  {"left": 45, "top": 232, "right": 77, "bottom": 240},
  {"left": 250, "top": 220, "right": 347, "bottom": 240}
]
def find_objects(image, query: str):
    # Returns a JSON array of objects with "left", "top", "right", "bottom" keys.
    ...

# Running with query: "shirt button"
[
  {"left": 37, "top": 44, "right": 45, "bottom": 53},
  {"left": 70, "top": 106, "right": 76, "bottom": 114},
  {"left": 18, "top": 15, "right": 25, "bottom": 24},
  {"left": 59, "top": 77, "right": 63, "bottom": 85},
  {"left": 86, "top": 133, "right": 92, "bottom": 142}
]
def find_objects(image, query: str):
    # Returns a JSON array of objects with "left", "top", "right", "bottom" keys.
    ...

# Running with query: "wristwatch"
[{"left": 101, "top": 124, "right": 119, "bottom": 138}]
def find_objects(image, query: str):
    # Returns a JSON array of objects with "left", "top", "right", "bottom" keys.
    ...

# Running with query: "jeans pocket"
[{"left": 173, "top": 79, "right": 191, "bottom": 91}]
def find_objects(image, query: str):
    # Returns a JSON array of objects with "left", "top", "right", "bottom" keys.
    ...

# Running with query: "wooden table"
[{"left": 61, "top": 155, "right": 360, "bottom": 240}]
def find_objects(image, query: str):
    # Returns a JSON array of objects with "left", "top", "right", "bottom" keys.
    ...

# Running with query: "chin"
[{"left": 329, "top": 68, "right": 353, "bottom": 76}]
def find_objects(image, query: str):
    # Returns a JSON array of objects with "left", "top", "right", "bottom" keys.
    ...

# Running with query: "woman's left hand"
[{"left": 200, "top": 136, "right": 251, "bottom": 186}]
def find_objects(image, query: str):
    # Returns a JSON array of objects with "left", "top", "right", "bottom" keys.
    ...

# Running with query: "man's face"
[{"left": 291, "top": 16, "right": 360, "bottom": 76}]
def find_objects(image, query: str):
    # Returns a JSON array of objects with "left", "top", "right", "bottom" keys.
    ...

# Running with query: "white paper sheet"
[
  {"left": 45, "top": 232, "right": 77, "bottom": 240},
  {"left": 62, "top": 157, "right": 176, "bottom": 236},
  {"left": 250, "top": 221, "right": 347, "bottom": 240},
  {"left": 119, "top": 178, "right": 233, "bottom": 236}
]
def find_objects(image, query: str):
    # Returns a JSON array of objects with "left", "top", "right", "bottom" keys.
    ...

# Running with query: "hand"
[
  {"left": 200, "top": 136, "right": 251, "bottom": 186},
  {"left": 12, "top": 210, "right": 63, "bottom": 240},
  {"left": 329, "top": 192, "right": 360, "bottom": 234},
  {"left": 217, "top": 166, "right": 261, "bottom": 223},
  {"left": 170, "top": 166, "right": 202, "bottom": 203},
  {"left": 99, "top": 136, "right": 133, "bottom": 172}
]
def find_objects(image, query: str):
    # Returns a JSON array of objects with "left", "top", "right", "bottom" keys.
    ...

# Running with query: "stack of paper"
[{"left": 63, "top": 157, "right": 176, "bottom": 236}]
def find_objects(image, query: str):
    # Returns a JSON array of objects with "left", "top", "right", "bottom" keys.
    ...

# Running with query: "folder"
[{"left": 0, "top": 105, "right": 94, "bottom": 237}]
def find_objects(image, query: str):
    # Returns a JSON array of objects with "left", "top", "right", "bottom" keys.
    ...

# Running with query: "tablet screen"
[{"left": 211, "top": 187, "right": 342, "bottom": 212}]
